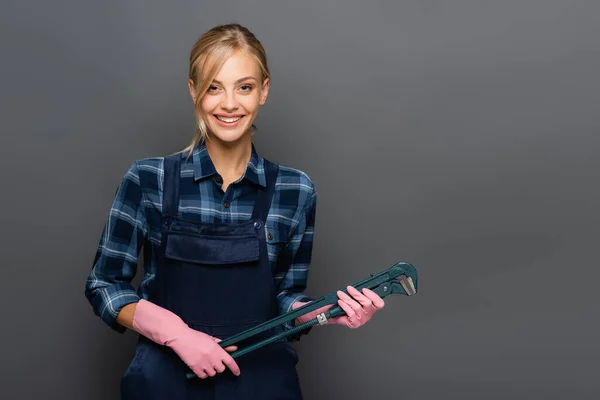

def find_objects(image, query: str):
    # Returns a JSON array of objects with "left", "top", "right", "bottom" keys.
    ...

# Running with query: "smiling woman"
[
  {"left": 84, "top": 23, "right": 384, "bottom": 400},
  {"left": 193, "top": 52, "right": 269, "bottom": 159},
  {"left": 190, "top": 48, "right": 270, "bottom": 190},
  {"left": 184, "top": 24, "right": 270, "bottom": 152}
]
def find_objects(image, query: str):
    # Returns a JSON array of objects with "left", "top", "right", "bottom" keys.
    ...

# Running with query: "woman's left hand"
[{"left": 330, "top": 286, "right": 385, "bottom": 329}]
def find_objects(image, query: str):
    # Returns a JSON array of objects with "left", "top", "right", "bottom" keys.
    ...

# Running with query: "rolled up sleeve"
[
  {"left": 276, "top": 187, "right": 317, "bottom": 339},
  {"left": 85, "top": 161, "right": 147, "bottom": 333}
]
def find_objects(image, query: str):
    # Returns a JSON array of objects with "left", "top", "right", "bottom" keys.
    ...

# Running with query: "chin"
[{"left": 208, "top": 127, "right": 251, "bottom": 144}]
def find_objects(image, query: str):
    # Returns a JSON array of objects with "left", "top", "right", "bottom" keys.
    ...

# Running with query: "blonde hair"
[{"left": 181, "top": 24, "right": 270, "bottom": 157}]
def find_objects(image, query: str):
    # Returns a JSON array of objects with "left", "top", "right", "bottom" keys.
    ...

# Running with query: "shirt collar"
[{"left": 192, "top": 142, "right": 267, "bottom": 187}]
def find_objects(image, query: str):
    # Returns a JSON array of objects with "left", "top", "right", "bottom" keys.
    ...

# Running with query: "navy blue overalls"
[{"left": 121, "top": 154, "right": 303, "bottom": 399}]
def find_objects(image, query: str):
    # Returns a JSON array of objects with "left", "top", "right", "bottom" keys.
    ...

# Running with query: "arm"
[
  {"left": 85, "top": 160, "right": 239, "bottom": 378},
  {"left": 116, "top": 303, "right": 137, "bottom": 330},
  {"left": 276, "top": 188, "right": 317, "bottom": 336},
  {"left": 85, "top": 161, "right": 147, "bottom": 333},
  {"left": 283, "top": 185, "right": 385, "bottom": 330}
]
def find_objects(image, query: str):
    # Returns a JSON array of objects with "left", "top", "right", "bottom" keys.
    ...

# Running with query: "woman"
[{"left": 85, "top": 23, "right": 385, "bottom": 399}]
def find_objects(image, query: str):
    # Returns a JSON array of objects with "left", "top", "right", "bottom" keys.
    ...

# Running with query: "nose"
[{"left": 220, "top": 91, "right": 239, "bottom": 112}]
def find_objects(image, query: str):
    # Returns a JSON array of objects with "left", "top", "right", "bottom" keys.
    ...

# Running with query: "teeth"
[{"left": 216, "top": 116, "right": 241, "bottom": 123}]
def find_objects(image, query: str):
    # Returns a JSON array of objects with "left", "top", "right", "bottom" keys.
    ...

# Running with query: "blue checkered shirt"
[{"left": 85, "top": 143, "right": 315, "bottom": 336}]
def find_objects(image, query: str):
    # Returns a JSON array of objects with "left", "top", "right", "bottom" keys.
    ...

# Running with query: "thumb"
[{"left": 213, "top": 337, "right": 238, "bottom": 352}]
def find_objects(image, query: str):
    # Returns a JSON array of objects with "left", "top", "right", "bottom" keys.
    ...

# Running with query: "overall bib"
[{"left": 121, "top": 155, "right": 302, "bottom": 399}]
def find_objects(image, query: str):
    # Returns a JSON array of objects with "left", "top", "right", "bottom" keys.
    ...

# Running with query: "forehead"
[{"left": 213, "top": 51, "right": 261, "bottom": 82}]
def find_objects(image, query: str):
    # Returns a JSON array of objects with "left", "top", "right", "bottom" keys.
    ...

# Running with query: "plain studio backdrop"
[{"left": 1, "top": 1, "right": 598, "bottom": 399}]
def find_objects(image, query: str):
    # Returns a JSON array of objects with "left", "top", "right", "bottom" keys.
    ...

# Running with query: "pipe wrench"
[{"left": 186, "top": 261, "right": 418, "bottom": 379}]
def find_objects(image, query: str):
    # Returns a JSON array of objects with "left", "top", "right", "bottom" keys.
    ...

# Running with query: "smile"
[{"left": 215, "top": 115, "right": 243, "bottom": 123}]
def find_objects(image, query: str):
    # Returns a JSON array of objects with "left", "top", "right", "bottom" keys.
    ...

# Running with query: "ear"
[
  {"left": 259, "top": 77, "right": 270, "bottom": 105},
  {"left": 188, "top": 79, "right": 197, "bottom": 103}
]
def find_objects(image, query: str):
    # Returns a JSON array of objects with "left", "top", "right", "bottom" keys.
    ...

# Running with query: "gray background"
[{"left": 1, "top": 0, "right": 598, "bottom": 399}]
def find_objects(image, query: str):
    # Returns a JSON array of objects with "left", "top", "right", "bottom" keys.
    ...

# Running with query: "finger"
[
  {"left": 362, "top": 288, "right": 385, "bottom": 309},
  {"left": 337, "top": 291, "right": 362, "bottom": 317},
  {"left": 337, "top": 289, "right": 359, "bottom": 305},
  {"left": 214, "top": 362, "right": 226, "bottom": 374},
  {"left": 346, "top": 285, "right": 369, "bottom": 301},
  {"left": 214, "top": 337, "right": 238, "bottom": 352},
  {"left": 336, "top": 298, "right": 355, "bottom": 319},
  {"left": 194, "top": 369, "right": 208, "bottom": 379},
  {"left": 337, "top": 300, "right": 360, "bottom": 328},
  {"left": 337, "top": 290, "right": 362, "bottom": 309},
  {"left": 347, "top": 286, "right": 376, "bottom": 310},
  {"left": 222, "top": 354, "right": 241, "bottom": 376},
  {"left": 205, "top": 367, "right": 217, "bottom": 377}
]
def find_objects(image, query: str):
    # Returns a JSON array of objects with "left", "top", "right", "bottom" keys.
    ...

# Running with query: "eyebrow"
[{"left": 212, "top": 76, "right": 258, "bottom": 85}]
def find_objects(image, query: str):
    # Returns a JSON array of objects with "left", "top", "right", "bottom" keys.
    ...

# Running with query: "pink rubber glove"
[
  {"left": 292, "top": 286, "right": 385, "bottom": 328},
  {"left": 132, "top": 299, "right": 240, "bottom": 378}
]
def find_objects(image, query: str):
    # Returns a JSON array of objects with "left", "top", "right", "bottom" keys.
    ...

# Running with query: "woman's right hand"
[
  {"left": 168, "top": 329, "right": 240, "bottom": 379},
  {"left": 130, "top": 299, "right": 240, "bottom": 379}
]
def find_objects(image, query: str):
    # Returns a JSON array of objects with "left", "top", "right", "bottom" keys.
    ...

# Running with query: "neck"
[{"left": 204, "top": 133, "right": 252, "bottom": 181}]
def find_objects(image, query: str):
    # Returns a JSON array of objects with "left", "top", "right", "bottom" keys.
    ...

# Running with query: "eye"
[
  {"left": 207, "top": 85, "right": 219, "bottom": 93},
  {"left": 239, "top": 84, "right": 253, "bottom": 92}
]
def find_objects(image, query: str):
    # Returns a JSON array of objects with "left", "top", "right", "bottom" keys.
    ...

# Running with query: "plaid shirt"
[{"left": 85, "top": 143, "right": 315, "bottom": 336}]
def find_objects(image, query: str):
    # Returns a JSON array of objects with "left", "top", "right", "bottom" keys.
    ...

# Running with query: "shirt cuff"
[
  {"left": 90, "top": 283, "right": 141, "bottom": 333},
  {"left": 279, "top": 293, "right": 314, "bottom": 341}
]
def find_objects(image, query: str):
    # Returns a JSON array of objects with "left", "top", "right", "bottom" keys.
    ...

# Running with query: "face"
[{"left": 189, "top": 50, "right": 269, "bottom": 144}]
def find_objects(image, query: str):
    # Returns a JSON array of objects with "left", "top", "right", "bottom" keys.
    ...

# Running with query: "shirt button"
[
  {"left": 267, "top": 233, "right": 274, "bottom": 240},
  {"left": 224, "top": 202, "right": 230, "bottom": 208},
  {"left": 215, "top": 175, "right": 222, "bottom": 183}
]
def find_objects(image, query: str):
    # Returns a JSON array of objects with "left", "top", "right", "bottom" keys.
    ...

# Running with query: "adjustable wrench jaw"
[
  {"left": 351, "top": 262, "right": 418, "bottom": 297},
  {"left": 387, "top": 262, "right": 418, "bottom": 294},
  {"left": 371, "top": 277, "right": 416, "bottom": 299}
]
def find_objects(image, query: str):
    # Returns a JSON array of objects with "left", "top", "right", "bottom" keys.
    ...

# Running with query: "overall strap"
[
  {"left": 250, "top": 160, "right": 279, "bottom": 222},
  {"left": 162, "top": 154, "right": 181, "bottom": 217}
]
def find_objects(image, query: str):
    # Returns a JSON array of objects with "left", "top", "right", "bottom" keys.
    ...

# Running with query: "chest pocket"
[
  {"left": 165, "top": 231, "right": 260, "bottom": 265},
  {"left": 265, "top": 224, "right": 294, "bottom": 277}
]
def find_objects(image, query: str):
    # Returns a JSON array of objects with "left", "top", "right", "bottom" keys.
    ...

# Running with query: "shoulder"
[
  {"left": 270, "top": 161, "right": 317, "bottom": 210},
  {"left": 121, "top": 153, "right": 187, "bottom": 196},
  {"left": 276, "top": 164, "right": 315, "bottom": 191},
  {"left": 132, "top": 151, "right": 194, "bottom": 190},
  {"left": 124, "top": 157, "right": 162, "bottom": 189},
  {"left": 134, "top": 156, "right": 165, "bottom": 175},
  {"left": 131, "top": 150, "right": 190, "bottom": 179}
]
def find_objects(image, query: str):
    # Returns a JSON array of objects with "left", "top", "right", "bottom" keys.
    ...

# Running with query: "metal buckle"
[{"left": 316, "top": 313, "right": 328, "bottom": 325}]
